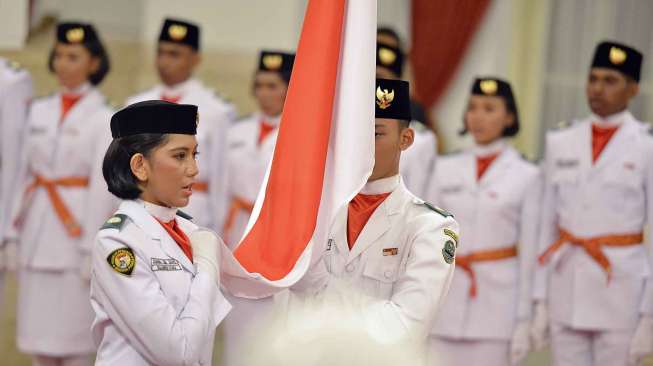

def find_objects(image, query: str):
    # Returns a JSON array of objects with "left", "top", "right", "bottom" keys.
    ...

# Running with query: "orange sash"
[
  {"left": 193, "top": 181, "right": 209, "bottom": 192},
  {"left": 538, "top": 228, "right": 643, "bottom": 281},
  {"left": 19, "top": 175, "right": 89, "bottom": 237},
  {"left": 456, "top": 245, "right": 518, "bottom": 297},
  {"left": 222, "top": 196, "right": 255, "bottom": 240}
]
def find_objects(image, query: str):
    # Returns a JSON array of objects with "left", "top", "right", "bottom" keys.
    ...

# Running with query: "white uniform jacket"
[
  {"left": 91, "top": 199, "right": 231, "bottom": 366},
  {"left": 0, "top": 58, "right": 32, "bottom": 240},
  {"left": 400, "top": 122, "right": 437, "bottom": 198},
  {"left": 126, "top": 79, "right": 236, "bottom": 231},
  {"left": 6, "top": 86, "right": 116, "bottom": 267},
  {"left": 224, "top": 113, "right": 278, "bottom": 247},
  {"left": 534, "top": 111, "right": 653, "bottom": 330},
  {"left": 295, "top": 176, "right": 458, "bottom": 339},
  {"left": 428, "top": 145, "right": 541, "bottom": 340}
]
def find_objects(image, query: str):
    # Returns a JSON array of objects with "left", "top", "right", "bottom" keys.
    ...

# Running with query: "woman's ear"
[
  {"left": 89, "top": 56, "right": 101, "bottom": 74},
  {"left": 504, "top": 111, "right": 516, "bottom": 129},
  {"left": 130, "top": 153, "right": 148, "bottom": 182}
]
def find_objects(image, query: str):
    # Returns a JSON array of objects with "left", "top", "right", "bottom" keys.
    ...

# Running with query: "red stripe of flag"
[{"left": 234, "top": 0, "right": 347, "bottom": 280}]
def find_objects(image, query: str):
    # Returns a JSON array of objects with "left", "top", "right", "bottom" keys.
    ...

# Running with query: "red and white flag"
[{"left": 220, "top": 0, "right": 377, "bottom": 298}]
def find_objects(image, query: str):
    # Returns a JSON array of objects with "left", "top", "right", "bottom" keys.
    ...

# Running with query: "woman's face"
[
  {"left": 52, "top": 42, "right": 99, "bottom": 90},
  {"left": 134, "top": 134, "right": 199, "bottom": 208},
  {"left": 464, "top": 95, "right": 514, "bottom": 145}
]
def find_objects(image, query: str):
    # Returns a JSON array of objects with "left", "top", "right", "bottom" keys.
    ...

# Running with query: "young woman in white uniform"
[
  {"left": 91, "top": 101, "right": 231, "bottom": 365},
  {"left": 4, "top": 22, "right": 115, "bottom": 366},
  {"left": 427, "top": 78, "right": 541, "bottom": 366}
]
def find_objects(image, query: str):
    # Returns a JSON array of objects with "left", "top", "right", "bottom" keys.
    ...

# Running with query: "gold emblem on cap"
[
  {"left": 378, "top": 47, "right": 397, "bottom": 66},
  {"left": 262, "top": 54, "right": 283, "bottom": 70},
  {"left": 376, "top": 86, "right": 395, "bottom": 110},
  {"left": 168, "top": 24, "right": 188, "bottom": 41},
  {"left": 609, "top": 46, "right": 627, "bottom": 65},
  {"left": 66, "top": 28, "right": 85, "bottom": 43},
  {"left": 196, "top": 112, "right": 200, "bottom": 127},
  {"left": 480, "top": 79, "right": 498, "bottom": 95}
]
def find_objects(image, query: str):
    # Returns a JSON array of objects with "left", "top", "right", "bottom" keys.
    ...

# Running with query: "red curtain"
[{"left": 411, "top": 0, "right": 492, "bottom": 108}]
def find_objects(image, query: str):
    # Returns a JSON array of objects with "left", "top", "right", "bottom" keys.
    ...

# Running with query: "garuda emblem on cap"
[
  {"left": 378, "top": 47, "right": 397, "bottom": 66},
  {"left": 168, "top": 24, "right": 188, "bottom": 41},
  {"left": 480, "top": 79, "right": 498, "bottom": 95},
  {"left": 263, "top": 54, "right": 283, "bottom": 70},
  {"left": 66, "top": 28, "right": 85, "bottom": 43},
  {"left": 609, "top": 46, "right": 627, "bottom": 65},
  {"left": 376, "top": 86, "right": 395, "bottom": 110}
]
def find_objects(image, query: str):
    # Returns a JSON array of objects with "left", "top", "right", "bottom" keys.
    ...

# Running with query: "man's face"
[
  {"left": 156, "top": 41, "right": 199, "bottom": 86},
  {"left": 586, "top": 68, "right": 638, "bottom": 118},
  {"left": 369, "top": 118, "right": 414, "bottom": 181}
]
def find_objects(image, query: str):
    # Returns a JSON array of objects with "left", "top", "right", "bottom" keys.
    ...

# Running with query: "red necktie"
[
  {"left": 591, "top": 124, "right": 619, "bottom": 163},
  {"left": 60, "top": 94, "right": 82, "bottom": 121},
  {"left": 156, "top": 218, "right": 193, "bottom": 261},
  {"left": 258, "top": 120, "right": 276, "bottom": 146},
  {"left": 161, "top": 94, "right": 181, "bottom": 104},
  {"left": 347, "top": 192, "right": 391, "bottom": 249},
  {"left": 476, "top": 153, "right": 499, "bottom": 181}
]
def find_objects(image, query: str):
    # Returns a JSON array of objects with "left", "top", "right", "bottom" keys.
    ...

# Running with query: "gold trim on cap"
[
  {"left": 376, "top": 86, "right": 395, "bottom": 110},
  {"left": 378, "top": 47, "right": 397, "bottom": 66},
  {"left": 168, "top": 24, "right": 188, "bottom": 41},
  {"left": 262, "top": 54, "right": 283, "bottom": 70},
  {"left": 66, "top": 28, "right": 85, "bottom": 43},
  {"left": 480, "top": 79, "right": 498, "bottom": 95},
  {"left": 609, "top": 46, "right": 627, "bottom": 65}
]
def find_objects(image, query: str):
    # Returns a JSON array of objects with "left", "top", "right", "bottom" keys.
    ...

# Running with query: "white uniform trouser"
[
  {"left": 551, "top": 322, "right": 634, "bottom": 366},
  {"left": 428, "top": 336, "right": 510, "bottom": 366}
]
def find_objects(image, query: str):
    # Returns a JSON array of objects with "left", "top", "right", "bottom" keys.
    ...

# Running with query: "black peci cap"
[
  {"left": 591, "top": 41, "right": 643, "bottom": 82},
  {"left": 375, "top": 78, "right": 411, "bottom": 121},
  {"left": 158, "top": 18, "right": 200, "bottom": 50},
  {"left": 56, "top": 22, "right": 99, "bottom": 44},
  {"left": 110, "top": 100, "right": 198, "bottom": 138}
]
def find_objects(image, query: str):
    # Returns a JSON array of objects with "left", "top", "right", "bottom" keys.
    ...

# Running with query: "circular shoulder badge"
[{"left": 107, "top": 248, "right": 136, "bottom": 276}]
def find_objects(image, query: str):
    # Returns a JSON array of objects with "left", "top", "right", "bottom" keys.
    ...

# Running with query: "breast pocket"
[
  {"left": 361, "top": 248, "right": 404, "bottom": 299},
  {"left": 602, "top": 164, "right": 644, "bottom": 211}
]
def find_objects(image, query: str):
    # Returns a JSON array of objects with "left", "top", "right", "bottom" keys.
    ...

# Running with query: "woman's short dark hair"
[
  {"left": 459, "top": 97, "right": 520, "bottom": 137},
  {"left": 102, "top": 134, "right": 168, "bottom": 199},
  {"left": 48, "top": 38, "right": 111, "bottom": 85}
]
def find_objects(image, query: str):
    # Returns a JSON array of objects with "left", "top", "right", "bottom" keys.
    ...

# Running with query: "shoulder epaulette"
[
  {"left": 176, "top": 210, "right": 193, "bottom": 221},
  {"left": 422, "top": 202, "right": 454, "bottom": 218},
  {"left": 553, "top": 120, "right": 571, "bottom": 130},
  {"left": 101, "top": 214, "right": 129, "bottom": 231}
]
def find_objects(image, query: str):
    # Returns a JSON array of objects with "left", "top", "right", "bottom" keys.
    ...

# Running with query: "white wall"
[{"left": 0, "top": 0, "right": 29, "bottom": 49}]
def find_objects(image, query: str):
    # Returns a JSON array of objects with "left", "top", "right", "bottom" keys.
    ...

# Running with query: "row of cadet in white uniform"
[{"left": 2, "top": 55, "right": 653, "bottom": 366}]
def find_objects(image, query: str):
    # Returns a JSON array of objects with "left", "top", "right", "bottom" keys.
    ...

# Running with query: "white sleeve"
[
  {"left": 533, "top": 136, "right": 558, "bottom": 301},
  {"left": 79, "top": 111, "right": 119, "bottom": 254},
  {"left": 0, "top": 73, "right": 32, "bottom": 239},
  {"left": 639, "top": 137, "right": 653, "bottom": 315},
  {"left": 517, "top": 168, "right": 543, "bottom": 319},
  {"left": 91, "top": 231, "right": 230, "bottom": 366}
]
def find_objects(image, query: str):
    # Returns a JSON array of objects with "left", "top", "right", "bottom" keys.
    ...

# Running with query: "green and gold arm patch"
[
  {"left": 444, "top": 228, "right": 459, "bottom": 248},
  {"left": 101, "top": 214, "right": 128, "bottom": 231},
  {"left": 107, "top": 247, "right": 136, "bottom": 276},
  {"left": 442, "top": 240, "right": 456, "bottom": 264}
]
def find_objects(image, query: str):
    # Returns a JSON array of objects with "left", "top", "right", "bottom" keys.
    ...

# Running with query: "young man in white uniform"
[
  {"left": 126, "top": 18, "right": 236, "bottom": 232},
  {"left": 532, "top": 41, "right": 653, "bottom": 366}
]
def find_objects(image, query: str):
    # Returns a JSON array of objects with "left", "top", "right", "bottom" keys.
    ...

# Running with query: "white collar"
[
  {"left": 61, "top": 81, "right": 91, "bottom": 96},
  {"left": 590, "top": 110, "right": 631, "bottom": 128},
  {"left": 260, "top": 112, "right": 282, "bottom": 127},
  {"left": 360, "top": 174, "right": 400, "bottom": 195},
  {"left": 160, "top": 78, "right": 196, "bottom": 97},
  {"left": 137, "top": 199, "right": 177, "bottom": 222},
  {"left": 472, "top": 138, "right": 508, "bottom": 158}
]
